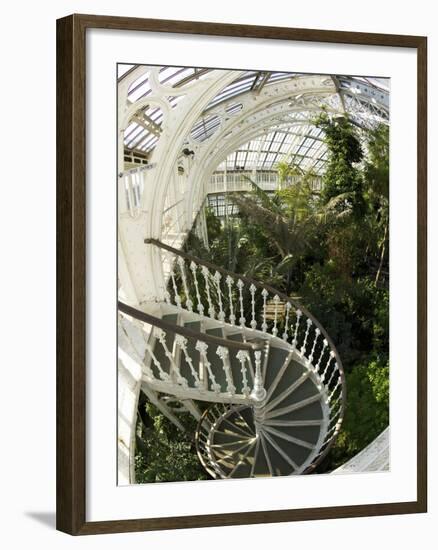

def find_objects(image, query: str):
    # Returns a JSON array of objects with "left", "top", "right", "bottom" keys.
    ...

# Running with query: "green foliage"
[
  {"left": 142, "top": 115, "right": 390, "bottom": 479},
  {"left": 315, "top": 114, "right": 365, "bottom": 214},
  {"left": 186, "top": 115, "right": 390, "bottom": 470},
  {"left": 135, "top": 397, "right": 208, "bottom": 483},
  {"left": 327, "top": 358, "right": 389, "bottom": 469}
]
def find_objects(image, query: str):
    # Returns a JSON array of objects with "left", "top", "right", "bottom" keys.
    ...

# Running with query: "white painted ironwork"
[
  {"left": 195, "top": 341, "right": 221, "bottom": 393},
  {"left": 226, "top": 275, "right": 236, "bottom": 325},
  {"left": 236, "top": 350, "right": 251, "bottom": 396},
  {"left": 214, "top": 271, "right": 225, "bottom": 322},
  {"left": 190, "top": 261, "right": 204, "bottom": 316},
  {"left": 237, "top": 279, "right": 246, "bottom": 327},
  {"left": 272, "top": 294, "right": 280, "bottom": 337},
  {"left": 216, "top": 346, "right": 236, "bottom": 395},
  {"left": 261, "top": 288, "right": 269, "bottom": 332},
  {"left": 283, "top": 301, "right": 291, "bottom": 341},
  {"left": 249, "top": 284, "right": 257, "bottom": 329},
  {"left": 177, "top": 256, "right": 193, "bottom": 312},
  {"left": 175, "top": 334, "right": 202, "bottom": 388},
  {"left": 201, "top": 265, "right": 216, "bottom": 319}
]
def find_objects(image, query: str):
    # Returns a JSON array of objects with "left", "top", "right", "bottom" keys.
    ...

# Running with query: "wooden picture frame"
[{"left": 56, "top": 13, "right": 427, "bottom": 535}]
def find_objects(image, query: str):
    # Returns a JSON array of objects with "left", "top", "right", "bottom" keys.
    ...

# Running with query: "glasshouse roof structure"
[{"left": 119, "top": 65, "right": 389, "bottom": 174}]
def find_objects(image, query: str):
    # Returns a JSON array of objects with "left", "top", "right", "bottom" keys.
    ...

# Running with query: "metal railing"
[
  {"left": 144, "top": 237, "right": 346, "bottom": 468},
  {"left": 208, "top": 171, "right": 322, "bottom": 194},
  {"left": 119, "top": 301, "right": 266, "bottom": 403}
]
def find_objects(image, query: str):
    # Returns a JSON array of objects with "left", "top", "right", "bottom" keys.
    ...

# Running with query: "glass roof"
[{"left": 119, "top": 65, "right": 389, "bottom": 174}]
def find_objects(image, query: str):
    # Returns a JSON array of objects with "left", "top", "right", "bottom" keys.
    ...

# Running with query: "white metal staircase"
[{"left": 119, "top": 239, "right": 346, "bottom": 479}]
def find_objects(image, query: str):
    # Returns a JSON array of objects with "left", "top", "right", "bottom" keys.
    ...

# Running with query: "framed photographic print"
[{"left": 56, "top": 14, "right": 427, "bottom": 535}]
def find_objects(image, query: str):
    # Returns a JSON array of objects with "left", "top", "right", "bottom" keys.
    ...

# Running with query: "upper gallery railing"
[{"left": 208, "top": 171, "right": 322, "bottom": 194}]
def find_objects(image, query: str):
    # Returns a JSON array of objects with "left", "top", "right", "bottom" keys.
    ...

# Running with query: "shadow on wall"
[{"left": 25, "top": 511, "right": 56, "bottom": 529}]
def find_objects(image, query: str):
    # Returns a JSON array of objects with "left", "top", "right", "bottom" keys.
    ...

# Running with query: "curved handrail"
[
  {"left": 144, "top": 237, "right": 347, "bottom": 467},
  {"left": 118, "top": 300, "right": 265, "bottom": 352}
]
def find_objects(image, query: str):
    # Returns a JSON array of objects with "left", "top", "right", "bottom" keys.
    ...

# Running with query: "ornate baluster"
[
  {"left": 250, "top": 350, "right": 267, "bottom": 402},
  {"left": 315, "top": 338, "right": 328, "bottom": 373},
  {"left": 328, "top": 378, "right": 341, "bottom": 402},
  {"left": 169, "top": 267, "right": 182, "bottom": 308},
  {"left": 237, "top": 279, "right": 246, "bottom": 327},
  {"left": 226, "top": 275, "right": 236, "bottom": 325},
  {"left": 216, "top": 346, "right": 236, "bottom": 395},
  {"left": 190, "top": 261, "right": 204, "bottom": 316},
  {"left": 320, "top": 350, "right": 335, "bottom": 383},
  {"left": 307, "top": 327, "right": 320, "bottom": 365},
  {"left": 272, "top": 294, "right": 280, "bottom": 337},
  {"left": 300, "top": 318, "right": 313, "bottom": 356},
  {"left": 201, "top": 266, "right": 215, "bottom": 319},
  {"left": 195, "top": 341, "right": 221, "bottom": 393},
  {"left": 327, "top": 362, "right": 339, "bottom": 387},
  {"left": 283, "top": 302, "right": 291, "bottom": 341},
  {"left": 236, "top": 350, "right": 250, "bottom": 396},
  {"left": 155, "top": 328, "right": 188, "bottom": 387},
  {"left": 261, "top": 288, "right": 269, "bottom": 332},
  {"left": 249, "top": 284, "right": 257, "bottom": 329},
  {"left": 177, "top": 256, "right": 193, "bottom": 312},
  {"left": 145, "top": 342, "right": 169, "bottom": 381},
  {"left": 292, "top": 309, "right": 302, "bottom": 349},
  {"left": 214, "top": 271, "right": 225, "bottom": 322},
  {"left": 174, "top": 335, "right": 202, "bottom": 388}
]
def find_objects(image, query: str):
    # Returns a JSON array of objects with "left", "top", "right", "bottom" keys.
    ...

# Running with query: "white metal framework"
[{"left": 117, "top": 65, "right": 389, "bottom": 484}]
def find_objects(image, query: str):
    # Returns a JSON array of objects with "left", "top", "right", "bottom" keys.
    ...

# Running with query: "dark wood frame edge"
[{"left": 56, "top": 13, "right": 428, "bottom": 536}]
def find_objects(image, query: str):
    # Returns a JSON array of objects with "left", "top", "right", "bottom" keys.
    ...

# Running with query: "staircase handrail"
[{"left": 118, "top": 300, "right": 265, "bottom": 352}]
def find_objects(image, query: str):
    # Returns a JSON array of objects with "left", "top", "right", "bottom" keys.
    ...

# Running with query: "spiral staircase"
[{"left": 119, "top": 239, "right": 346, "bottom": 479}]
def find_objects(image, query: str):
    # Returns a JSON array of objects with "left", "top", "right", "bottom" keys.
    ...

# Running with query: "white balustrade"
[
  {"left": 320, "top": 351, "right": 336, "bottom": 384},
  {"left": 236, "top": 350, "right": 251, "bottom": 396},
  {"left": 237, "top": 279, "right": 246, "bottom": 327},
  {"left": 249, "top": 284, "right": 257, "bottom": 329},
  {"left": 261, "top": 288, "right": 268, "bottom": 332},
  {"left": 216, "top": 346, "right": 236, "bottom": 395},
  {"left": 315, "top": 339, "right": 328, "bottom": 373},
  {"left": 175, "top": 335, "right": 202, "bottom": 388},
  {"left": 214, "top": 271, "right": 225, "bottom": 322},
  {"left": 190, "top": 261, "right": 204, "bottom": 316},
  {"left": 292, "top": 309, "right": 302, "bottom": 348},
  {"left": 201, "top": 266, "right": 216, "bottom": 319},
  {"left": 177, "top": 256, "right": 193, "bottom": 312},
  {"left": 307, "top": 328, "right": 320, "bottom": 365},
  {"left": 251, "top": 350, "right": 267, "bottom": 402},
  {"left": 300, "top": 318, "right": 313, "bottom": 357},
  {"left": 327, "top": 362, "right": 339, "bottom": 387},
  {"left": 195, "top": 341, "right": 221, "bottom": 393},
  {"left": 283, "top": 302, "right": 291, "bottom": 341},
  {"left": 225, "top": 275, "right": 236, "bottom": 325},
  {"left": 169, "top": 268, "right": 182, "bottom": 308},
  {"left": 155, "top": 328, "right": 188, "bottom": 387},
  {"left": 145, "top": 342, "right": 170, "bottom": 381},
  {"left": 272, "top": 294, "right": 280, "bottom": 337}
]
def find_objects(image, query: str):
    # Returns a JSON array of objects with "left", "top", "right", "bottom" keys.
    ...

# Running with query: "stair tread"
[
  {"left": 268, "top": 374, "right": 321, "bottom": 412},
  {"left": 263, "top": 347, "right": 290, "bottom": 392},
  {"left": 264, "top": 430, "right": 313, "bottom": 468}
]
